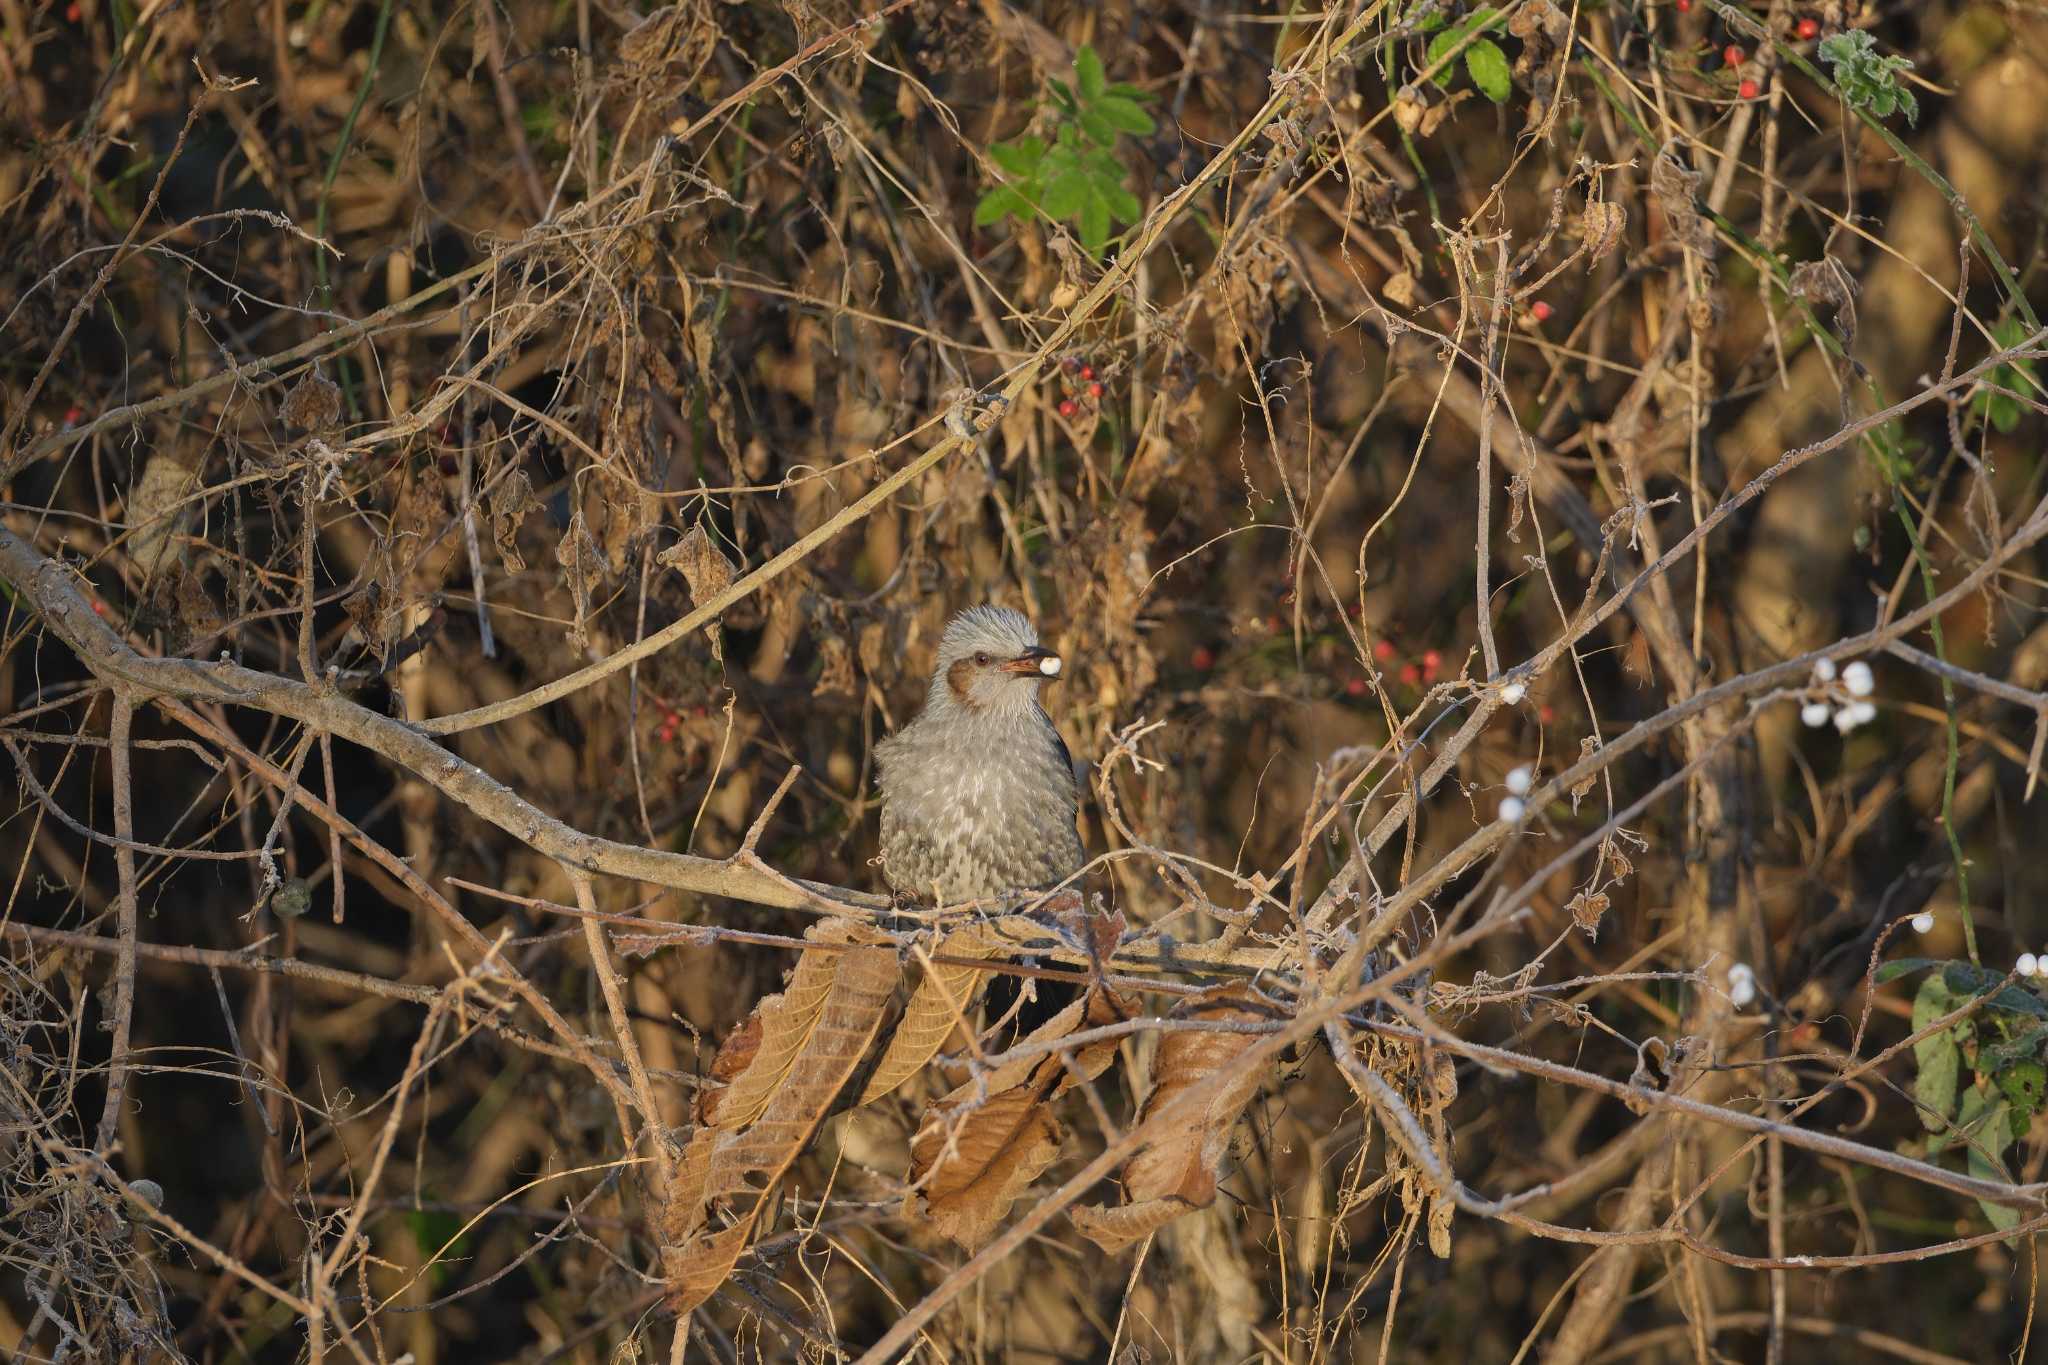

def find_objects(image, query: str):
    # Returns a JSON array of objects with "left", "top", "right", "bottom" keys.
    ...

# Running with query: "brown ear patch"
[{"left": 946, "top": 657, "right": 979, "bottom": 705}]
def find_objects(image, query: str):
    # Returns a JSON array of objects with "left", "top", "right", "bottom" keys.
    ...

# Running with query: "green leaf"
[
  {"left": 1960, "top": 1091, "right": 2021, "bottom": 1236},
  {"left": 1466, "top": 39, "right": 1512, "bottom": 103},
  {"left": 1041, "top": 170, "right": 1089, "bottom": 220},
  {"left": 1075, "top": 45, "right": 1107, "bottom": 101},
  {"left": 1998, "top": 1059, "right": 2046, "bottom": 1124},
  {"left": 1080, "top": 186, "right": 1111, "bottom": 254},
  {"left": 988, "top": 137, "right": 1045, "bottom": 176},
  {"left": 1107, "top": 81, "right": 1152, "bottom": 101},
  {"left": 1424, "top": 28, "right": 1462, "bottom": 86},
  {"left": 1101, "top": 181, "right": 1142, "bottom": 226},
  {"left": 1094, "top": 95, "right": 1156, "bottom": 135},
  {"left": 1912, "top": 973, "right": 1961, "bottom": 1131},
  {"left": 1980, "top": 1022, "right": 2048, "bottom": 1073},
  {"left": 974, "top": 185, "right": 1027, "bottom": 226},
  {"left": 1079, "top": 107, "right": 1117, "bottom": 147},
  {"left": 1875, "top": 957, "right": 1941, "bottom": 984}
]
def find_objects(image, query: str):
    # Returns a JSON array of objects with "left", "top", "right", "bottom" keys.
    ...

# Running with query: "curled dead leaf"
[
  {"left": 1580, "top": 200, "right": 1627, "bottom": 266},
  {"left": 1070, "top": 984, "right": 1281, "bottom": 1253},
  {"left": 903, "top": 978, "right": 1136, "bottom": 1248},
  {"left": 279, "top": 369, "right": 343, "bottom": 432},
  {"left": 658, "top": 523, "right": 738, "bottom": 662}
]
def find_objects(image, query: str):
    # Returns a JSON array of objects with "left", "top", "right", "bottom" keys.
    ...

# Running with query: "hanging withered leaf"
[
  {"left": 1789, "top": 256, "right": 1859, "bottom": 348},
  {"left": 1580, "top": 199, "right": 1627, "bottom": 266},
  {"left": 664, "top": 918, "right": 896, "bottom": 1312},
  {"left": 489, "top": 468, "right": 534, "bottom": 573},
  {"left": 280, "top": 368, "right": 343, "bottom": 432},
  {"left": 1069, "top": 983, "right": 1283, "bottom": 1254},
  {"left": 905, "top": 978, "right": 1136, "bottom": 1249},
  {"left": 859, "top": 922, "right": 1007, "bottom": 1107},
  {"left": 658, "top": 522, "right": 738, "bottom": 662}
]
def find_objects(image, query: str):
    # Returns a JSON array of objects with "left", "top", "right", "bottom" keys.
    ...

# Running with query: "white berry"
[
  {"left": 2021, "top": 953, "right": 2039, "bottom": 979},
  {"left": 1814, "top": 657, "right": 1837, "bottom": 682},
  {"left": 1500, "top": 681, "right": 1526, "bottom": 705},
  {"left": 1727, "top": 963, "right": 1756, "bottom": 1008},
  {"left": 1842, "top": 661, "right": 1874, "bottom": 696},
  {"left": 1498, "top": 796, "right": 1526, "bottom": 823},
  {"left": 1801, "top": 702, "right": 1832, "bottom": 728},
  {"left": 1911, "top": 911, "right": 1935, "bottom": 934},
  {"left": 1505, "top": 765, "right": 1533, "bottom": 797},
  {"left": 1038, "top": 654, "right": 1062, "bottom": 676}
]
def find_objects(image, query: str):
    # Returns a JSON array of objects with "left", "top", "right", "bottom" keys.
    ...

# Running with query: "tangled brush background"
[{"left": 4, "top": 0, "right": 2048, "bottom": 1359}]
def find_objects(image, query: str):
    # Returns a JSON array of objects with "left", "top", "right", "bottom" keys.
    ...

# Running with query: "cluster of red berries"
[
  {"left": 653, "top": 702, "right": 706, "bottom": 746},
  {"left": 1053, "top": 355, "right": 1106, "bottom": 419},
  {"left": 1717, "top": 43, "right": 1765, "bottom": 100},
  {"left": 1358, "top": 635, "right": 1446, "bottom": 694},
  {"left": 1674, "top": 0, "right": 1821, "bottom": 40}
]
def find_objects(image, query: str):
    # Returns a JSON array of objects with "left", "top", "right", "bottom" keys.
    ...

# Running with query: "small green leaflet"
[{"left": 974, "top": 45, "right": 1156, "bottom": 255}]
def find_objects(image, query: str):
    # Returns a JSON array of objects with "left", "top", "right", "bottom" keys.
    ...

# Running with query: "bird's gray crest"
[{"left": 934, "top": 605, "right": 1039, "bottom": 669}]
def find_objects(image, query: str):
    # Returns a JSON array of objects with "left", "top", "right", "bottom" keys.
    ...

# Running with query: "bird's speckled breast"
[{"left": 875, "top": 708, "right": 1082, "bottom": 903}]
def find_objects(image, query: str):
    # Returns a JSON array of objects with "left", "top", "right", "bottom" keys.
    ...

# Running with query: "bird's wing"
[{"left": 1049, "top": 724, "right": 1077, "bottom": 797}]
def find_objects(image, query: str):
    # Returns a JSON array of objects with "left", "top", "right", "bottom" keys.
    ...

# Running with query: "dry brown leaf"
[
  {"left": 125, "top": 454, "right": 196, "bottom": 580},
  {"left": 907, "top": 1083, "right": 1064, "bottom": 1249},
  {"left": 1580, "top": 200, "right": 1627, "bottom": 266},
  {"left": 901, "top": 979, "right": 1136, "bottom": 1248},
  {"left": 858, "top": 924, "right": 1003, "bottom": 1106},
  {"left": 1568, "top": 888, "right": 1609, "bottom": 936},
  {"left": 1070, "top": 984, "right": 1279, "bottom": 1253},
  {"left": 489, "top": 468, "right": 534, "bottom": 573},
  {"left": 279, "top": 369, "right": 342, "bottom": 431},
  {"left": 1570, "top": 735, "right": 1600, "bottom": 809},
  {"left": 1068, "top": 1196, "right": 1187, "bottom": 1255},
  {"left": 658, "top": 522, "right": 737, "bottom": 661},
  {"left": 696, "top": 918, "right": 879, "bottom": 1129},
  {"left": 665, "top": 932, "right": 897, "bottom": 1310},
  {"left": 699, "top": 939, "right": 895, "bottom": 1205}
]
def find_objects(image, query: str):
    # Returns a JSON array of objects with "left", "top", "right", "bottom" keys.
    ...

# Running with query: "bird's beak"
[{"left": 1000, "top": 646, "right": 1063, "bottom": 678}]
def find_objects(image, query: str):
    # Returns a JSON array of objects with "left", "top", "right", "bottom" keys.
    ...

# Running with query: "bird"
[{"left": 874, "top": 605, "right": 1084, "bottom": 905}]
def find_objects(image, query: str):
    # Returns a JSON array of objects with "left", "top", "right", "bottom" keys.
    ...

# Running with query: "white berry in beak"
[{"left": 1038, "top": 654, "right": 1061, "bottom": 677}]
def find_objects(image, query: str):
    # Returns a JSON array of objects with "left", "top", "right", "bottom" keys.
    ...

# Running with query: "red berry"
[
  {"left": 1373, "top": 638, "right": 1396, "bottom": 662},
  {"left": 1724, "top": 44, "right": 1744, "bottom": 67},
  {"left": 1399, "top": 663, "right": 1421, "bottom": 686},
  {"left": 1675, "top": 0, "right": 1690, "bottom": 10},
  {"left": 1421, "top": 649, "right": 1442, "bottom": 670},
  {"left": 1738, "top": 78, "right": 1760, "bottom": 99},
  {"left": 92, "top": 600, "right": 107, "bottom": 616},
  {"left": 1345, "top": 677, "right": 1369, "bottom": 698},
  {"left": 1058, "top": 399, "right": 1077, "bottom": 417},
  {"left": 1530, "top": 300, "right": 1553, "bottom": 322},
  {"left": 1062, "top": 355, "right": 1081, "bottom": 373},
  {"left": 66, "top": 1, "right": 80, "bottom": 19},
  {"left": 1539, "top": 704, "right": 1556, "bottom": 725},
  {"left": 1087, "top": 381, "right": 1104, "bottom": 399},
  {"left": 1080, "top": 364, "right": 1096, "bottom": 381},
  {"left": 1191, "top": 646, "right": 1216, "bottom": 671},
  {"left": 1796, "top": 17, "right": 1819, "bottom": 39}
]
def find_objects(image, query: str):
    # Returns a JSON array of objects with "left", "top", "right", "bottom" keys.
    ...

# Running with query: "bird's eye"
[{"left": 973, "top": 652, "right": 990, "bottom": 666}]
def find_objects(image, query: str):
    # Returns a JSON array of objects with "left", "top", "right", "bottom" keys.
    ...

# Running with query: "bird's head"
[{"left": 928, "top": 605, "right": 1063, "bottom": 719}]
